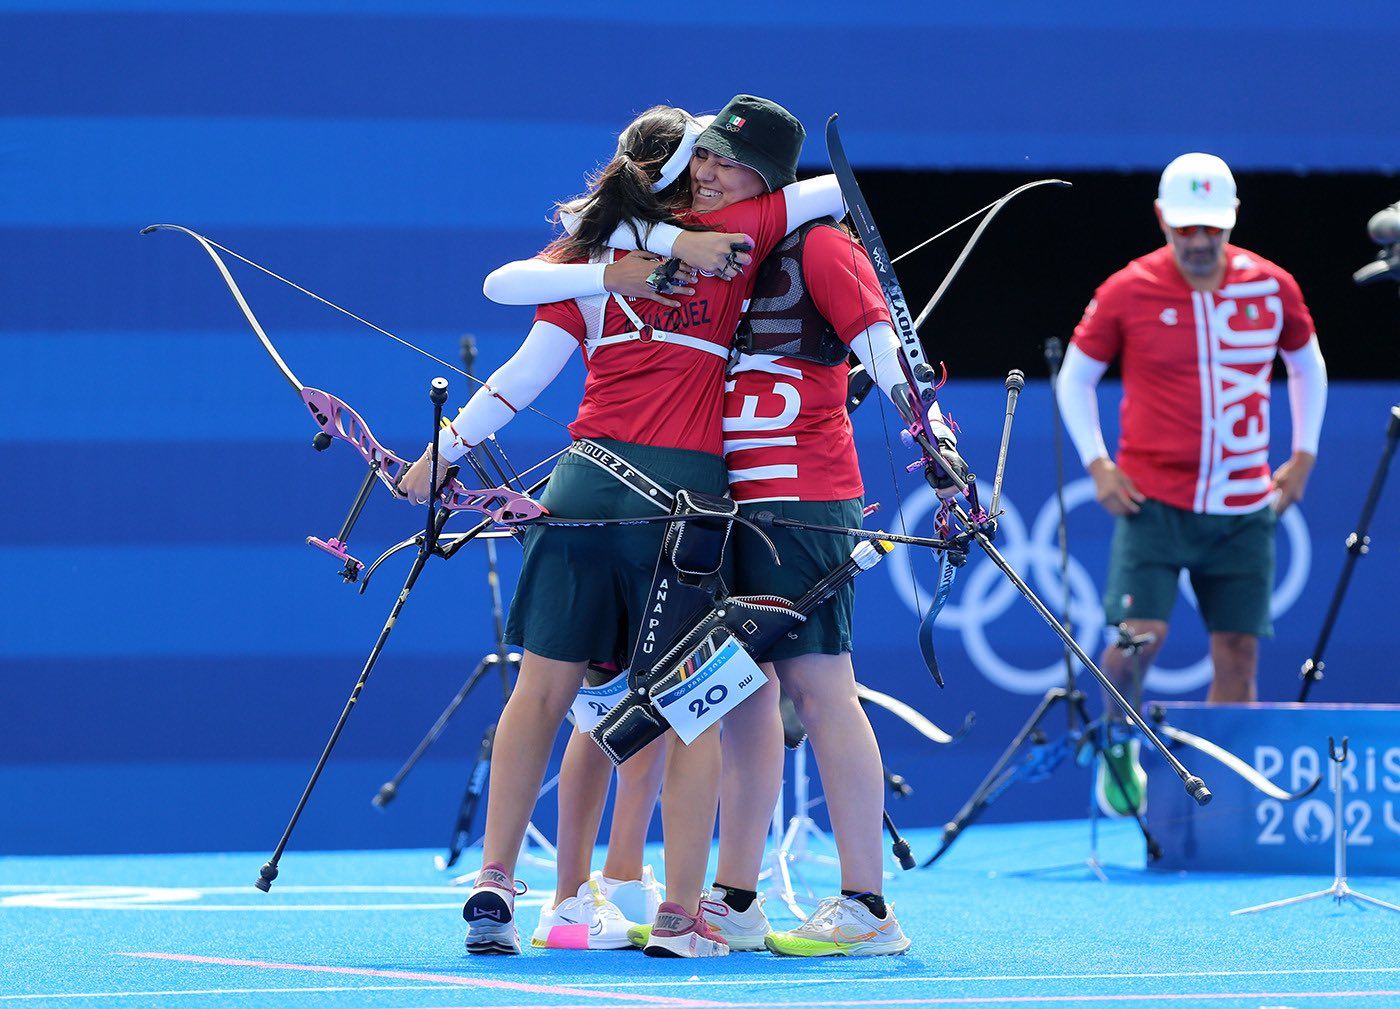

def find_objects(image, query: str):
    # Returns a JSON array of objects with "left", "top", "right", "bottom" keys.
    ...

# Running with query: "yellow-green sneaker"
[
  {"left": 765, "top": 896, "right": 909, "bottom": 957},
  {"left": 1096, "top": 737, "right": 1147, "bottom": 817}
]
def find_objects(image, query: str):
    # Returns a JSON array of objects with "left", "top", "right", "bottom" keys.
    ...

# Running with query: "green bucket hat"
[{"left": 696, "top": 94, "right": 805, "bottom": 192}]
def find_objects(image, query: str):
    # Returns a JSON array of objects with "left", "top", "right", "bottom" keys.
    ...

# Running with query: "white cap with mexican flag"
[{"left": 1156, "top": 152, "right": 1238, "bottom": 229}]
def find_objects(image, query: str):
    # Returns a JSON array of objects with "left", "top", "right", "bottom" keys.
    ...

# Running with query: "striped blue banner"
[{"left": 5, "top": 2, "right": 1399, "bottom": 853}]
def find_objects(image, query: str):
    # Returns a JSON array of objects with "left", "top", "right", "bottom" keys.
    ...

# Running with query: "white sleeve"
[
  {"left": 1281, "top": 335, "right": 1327, "bottom": 455},
  {"left": 482, "top": 259, "right": 609, "bottom": 306},
  {"left": 436, "top": 321, "right": 578, "bottom": 461},
  {"left": 599, "top": 220, "right": 684, "bottom": 258},
  {"left": 583, "top": 176, "right": 845, "bottom": 258},
  {"left": 594, "top": 177, "right": 847, "bottom": 254},
  {"left": 782, "top": 175, "right": 846, "bottom": 233},
  {"left": 557, "top": 207, "right": 684, "bottom": 258},
  {"left": 1055, "top": 344, "right": 1112, "bottom": 468},
  {"left": 849, "top": 321, "right": 954, "bottom": 442}
]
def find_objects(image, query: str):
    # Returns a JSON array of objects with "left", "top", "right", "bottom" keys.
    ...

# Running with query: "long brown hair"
[{"left": 543, "top": 105, "right": 701, "bottom": 263}]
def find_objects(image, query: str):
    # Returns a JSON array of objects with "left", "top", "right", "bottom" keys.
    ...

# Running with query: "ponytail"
[{"left": 543, "top": 106, "right": 703, "bottom": 263}]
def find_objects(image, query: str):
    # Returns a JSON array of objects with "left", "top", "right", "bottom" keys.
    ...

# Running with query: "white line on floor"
[
  {"left": 0, "top": 886, "right": 470, "bottom": 894},
  {"left": 565, "top": 966, "right": 1400, "bottom": 988},
  {"left": 0, "top": 984, "right": 470, "bottom": 1002},
  {"left": 3, "top": 903, "right": 477, "bottom": 912}
]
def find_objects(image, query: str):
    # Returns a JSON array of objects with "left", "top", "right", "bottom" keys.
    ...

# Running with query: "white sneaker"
[
  {"left": 594, "top": 865, "right": 661, "bottom": 926},
  {"left": 707, "top": 886, "right": 772, "bottom": 952},
  {"left": 532, "top": 878, "right": 636, "bottom": 950},
  {"left": 463, "top": 862, "right": 523, "bottom": 955},
  {"left": 765, "top": 895, "right": 910, "bottom": 957},
  {"left": 627, "top": 886, "right": 771, "bottom": 952}
]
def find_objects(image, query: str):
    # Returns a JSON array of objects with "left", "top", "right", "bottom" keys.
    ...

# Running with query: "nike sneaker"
[
  {"left": 532, "top": 877, "right": 635, "bottom": 950},
  {"left": 765, "top": 895, "right": 910, "bottom": 957},
  {"left": 463, "top": 862, "right": 524, "bottom": 955},
  {"left": 1096, "top": 736, "right": 1147, "bottom": 817},
  {"left": 630, "top": 886, "right": 769, "bottom": 951},
  {"left": 594, "top": 865, "right": 661, "bottom": 926},
  {"left": 642, "top": 900, "right": 730, "bottom": 958}
]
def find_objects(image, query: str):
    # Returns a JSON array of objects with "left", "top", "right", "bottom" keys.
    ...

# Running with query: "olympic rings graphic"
[{"left": 885, "top": 481, "right": 1311, "bottom": 695}]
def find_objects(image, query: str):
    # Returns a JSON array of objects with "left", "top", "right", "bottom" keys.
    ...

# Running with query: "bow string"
[
  {"left": 142, "top": 224, "right": 559, "bottom": 525},
  {"left": 826, "top": 115, "right": 1073, "bottom": 685}
]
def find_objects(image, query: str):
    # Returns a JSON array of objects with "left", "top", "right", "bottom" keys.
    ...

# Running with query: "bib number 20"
[{"left": 688, "top": 684, "right": 730, "bottom": 719}]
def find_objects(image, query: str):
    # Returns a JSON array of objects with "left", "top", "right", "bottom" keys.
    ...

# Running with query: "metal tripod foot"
[
  {"left": 1232, "top": 736, "right": 1400, "bottom": 917},
  {"left": 1233, "top": 879, "right": 1400, "bottom": 916}
]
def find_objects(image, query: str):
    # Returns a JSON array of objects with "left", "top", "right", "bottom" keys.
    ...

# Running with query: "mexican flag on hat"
[
  {"left": 1156, "top": 152, "right": 1239, "bottom": 229},
  {"left": 695, "top": 94, "right": 805, "bottom": 192}
]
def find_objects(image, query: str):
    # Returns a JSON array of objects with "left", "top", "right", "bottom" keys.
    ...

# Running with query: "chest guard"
[{"left": 734, "top": 217, "right": 850, "bottom": 367}]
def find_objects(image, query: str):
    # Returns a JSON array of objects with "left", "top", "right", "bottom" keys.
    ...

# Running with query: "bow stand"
[
  {"left": 370, "top": 336, "right": 557, "bottom": 875},
  {"left": 256, "top": 375, "right": 454, "bottom": 891}
]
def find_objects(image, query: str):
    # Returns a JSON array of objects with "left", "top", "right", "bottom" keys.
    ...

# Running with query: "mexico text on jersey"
[{"left": 1072, "top": 245, "right": 1315, "bottom": 515}]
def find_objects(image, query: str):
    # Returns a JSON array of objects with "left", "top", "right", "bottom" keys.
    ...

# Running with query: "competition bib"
[
  {"left": 653, "top": 633, "right": 768, "bottom": 745},
  {"left": 570, "top": 669, "right": 630, "bottom": 735}
]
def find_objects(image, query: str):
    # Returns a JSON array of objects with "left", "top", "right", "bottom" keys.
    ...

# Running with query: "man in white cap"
[{"left": 1055, "top": 153, "right": 1328, "bottom": 816}]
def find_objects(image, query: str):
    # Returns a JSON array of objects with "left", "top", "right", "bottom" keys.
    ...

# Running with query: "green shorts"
[
  {"left": 734, "top": 498, "right": 863, "bottom": 662},
  {"left": 504, "top": 439, "right": 729, "bottom": 665},
  {"left": 1103, "top": 498, "right": 1277, "bottom": 637}
]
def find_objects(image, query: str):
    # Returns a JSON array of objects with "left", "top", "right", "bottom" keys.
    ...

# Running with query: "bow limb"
[
  {"left": 855, "top": 682, "right": 972, "bottom": 745},
  {"left": 915, "top": 542, "right": 961, "bottom": 687},
  {"left": 911, "top": 179, "right": 1072, "bottom": 331},
  {"left": 826, "top": 117, "right": 943, "bottom": 460},
  {"left": 826, "top": 115, "right": 971, "bottom": 685},
  {"left": 143, "top": 224, "right": 304, "bottom": 392},
  {"left": 142, "top": 224, "right": 546, "bottom": 524},
  {"left": 1154, "top": 720, "right": 1322, "bottom": 802}
]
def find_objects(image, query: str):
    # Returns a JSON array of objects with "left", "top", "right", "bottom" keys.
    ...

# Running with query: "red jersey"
[
  {"left": 535, "top": 192, "right": 791, "bottom": 455},
  {"left": 1072, "top": 244, "right": 1315, "bottom": 514},
  {"left": 724, "top": 225, "right": 889, "bottom": 502}
]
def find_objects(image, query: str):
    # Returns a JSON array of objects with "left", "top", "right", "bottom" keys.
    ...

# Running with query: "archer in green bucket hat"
[{"left": 696, "top": 94, "right": 805, "bottom": 192}]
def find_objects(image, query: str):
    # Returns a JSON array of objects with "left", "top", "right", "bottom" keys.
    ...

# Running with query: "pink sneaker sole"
[{"left": 531, "top": 923, "right": 591, "bottom": 950}]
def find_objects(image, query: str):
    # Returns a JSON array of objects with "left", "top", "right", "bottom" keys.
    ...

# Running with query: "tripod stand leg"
[
  {"left": 444, "top": 772, "right": 561, "bottom": 882},
  {"left": 960, "top": 517, "right": 1211, "bottom": 806},
  {"left": 883, "top": 811, "right": 915, "bottom": 870},
  {"left": 256, "top": 509, "right": 449, "bottom": 891},
  {"left": 1231, "top": 887, "right": 1335, "bottom": 915},
  {"left": 520, "top": 821, "right": 559, "bottom": 871},
  {"left": 1298, "top": 406, "right": 1400, "bottom": 701},
  {"left": 922, "top": 689, "right": 1069, "bottom": 866},
  {"left": 1345, "top": 889, "right": 1400, "bottom": 913},
  {"left": 373, "top": 658, "right": 494, "bottom": 808},
  {"left": 439, "top": 725, "right": 495, "bottom": 871}
]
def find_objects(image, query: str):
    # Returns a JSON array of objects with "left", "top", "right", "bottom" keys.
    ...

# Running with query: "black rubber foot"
[
  {"left": 892, "top": 840, "right": 916, "bottom": 871},
  {"left": 255, "top": 861, "right": 279, "bottom": 892},
  {"left": 1186, "top": 776, "right": 1212, "bottom": 805},
  {"left": 372, "top": 783, "right": 397, "bottom": 808}
]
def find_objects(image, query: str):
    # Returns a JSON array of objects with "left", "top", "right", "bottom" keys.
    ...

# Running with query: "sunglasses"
[{"left": 1171, "top": 225, "right": 1224, "bottom": 237}]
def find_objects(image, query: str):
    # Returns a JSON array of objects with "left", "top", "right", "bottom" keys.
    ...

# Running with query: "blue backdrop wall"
[{"left": 2, "top": 2, "right": 1399, "bottom": 856}]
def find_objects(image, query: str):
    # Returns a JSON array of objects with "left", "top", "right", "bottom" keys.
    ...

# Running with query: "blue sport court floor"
[{"left": 2, "top": 820, "right": 1398, "bottom": 1009}]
